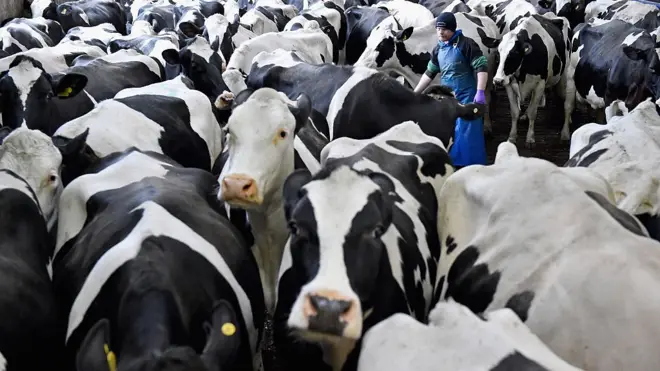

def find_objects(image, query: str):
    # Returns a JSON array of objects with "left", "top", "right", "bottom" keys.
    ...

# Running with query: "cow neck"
[
  {"left": 118, "top": 290, "right": 178, "bottom": 361},
  {"left": 246, "top": 198, "right": 288, "bottom": 311}
]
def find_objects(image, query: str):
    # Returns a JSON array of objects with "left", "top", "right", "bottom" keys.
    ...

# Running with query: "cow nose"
[
  {"left": 493, "top": 77, "right": 504, "bottom": 85},
  {"left": 304, "top": 290, "right": 357, "bottom": 337},
  {"left": 221, "top": 174, "right": 259, "bottom": 203}
]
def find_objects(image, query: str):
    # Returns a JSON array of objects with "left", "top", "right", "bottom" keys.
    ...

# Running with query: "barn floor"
[{"left": 260, "top": 87, "right": 598, "bottom": 371}]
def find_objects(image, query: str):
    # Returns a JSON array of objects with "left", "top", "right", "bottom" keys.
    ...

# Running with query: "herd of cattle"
[{"left": 1, "top": 0, "right": 660, "bottom": 369}]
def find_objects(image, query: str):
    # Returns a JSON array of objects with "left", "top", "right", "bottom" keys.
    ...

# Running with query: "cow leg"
[
  {"left": 524, "top": 83, "right": 546, "bottom": 148},
  {"left": 560, "top": 75, "right": 574, "bottom": 141},
  {"left": 505, "top": 84, "right": 521, "bottom": 143}
]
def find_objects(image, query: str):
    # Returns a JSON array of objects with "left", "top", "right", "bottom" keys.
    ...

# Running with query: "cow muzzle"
[
  {"left": 303, "top": 289, "right": 360, "bottom": 339},
  {"left": 221, "top": 174, "right": 261, "bottom": 205},
  {"left": 493, "top": 75, "right": 509, "bottom": 86}
]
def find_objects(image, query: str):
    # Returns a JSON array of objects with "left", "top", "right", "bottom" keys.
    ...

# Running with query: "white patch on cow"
[
  {"left": 0, "top": 351, "right": 6, "bottom": 371},
  {"left": 65, "top": 200, "right": 258, "bottom": 353},
  {"left": 357, "top": 301, "right": 583, "bottom": 371},
  {"left": 205, "top": 14, "right": 231, "bottom": 48},
  {"left": 326, "top": 67, "right": 377, "bottom": 140},
  {"left": 0, "top": 41, "right": 106, "bottom": 73},
  {"left": 585, "top": 86, "right": 605, "bottom": 109},
  {"left": 284, "top": 0, "right": 344, "bottom": 61},
  {"left": 468, "top": 0, "right": 538, "bottom": 33},
  {"left": 0, "top": 127, "right": 62, "bottom": 229},
  {"left": 31, "top": 0, "right": 53, "bottom": 18},
  {"left": 6, "top": 59, "right": 44, "bottom": 127},
  {"left": 294, "top": 135, "right": 321, "bottom": 174},
  {"left": 622, "top": 31, "right": 644, "bottom": 47},
  {"left": 287, "top": 166, "right": 372, "bottom": 338},
  {"left": 240, "top": 9, "right": 279, "bottom": 35},
  {"left": 0, "top": 170, "right": 39, "bottom": 208},
  {"left": 253, "top": 48, "right": 305, "bottom": 68},
  {"left": 62, "top": 23, "right": 120, "bottom": 45},
  {"left": 602, "top": 1, "right": 658, "bottom": 24},
  {"left": 96, "top": 49, "right": 162, "bottom": 77},
  {"left": 224, "top": 0, "right": 241, "bottom": 20},
  {"left": 372, "top": 0, "right": 434, "bottom": 26},
  {"left": 1, "top": 22, "right": 52, "bottom": 53},
  {"left": 186, "top": 36, "right": 219, "bottom": 64},
  {"left": 130, "top": 20, "right": 156, "bottom": 36}
]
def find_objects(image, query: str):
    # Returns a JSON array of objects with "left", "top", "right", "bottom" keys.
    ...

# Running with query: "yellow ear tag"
[
  {"left": 104, "top": 344, "right": 117, "bottom": 371},
  {"left": 58, "top": 87, "right": 73, "bottom": 97},
  {"left": 221, "top": 322, "right": 236, "bottom": 336},
  {"left": 61, "top": 8, "right": 67, "bottom": 14},
  {"left": 524, "top": 47, "right": 529, "bottom": 53}
]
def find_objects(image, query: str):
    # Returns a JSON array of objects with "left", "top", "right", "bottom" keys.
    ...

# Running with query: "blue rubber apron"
[{"left": 437, "top": 31, "right": 487, "bottom": 167}]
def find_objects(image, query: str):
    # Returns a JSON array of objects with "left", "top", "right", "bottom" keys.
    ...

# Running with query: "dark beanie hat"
[{"left": 435, "top": 12, "right": 457, "bottom": 31}]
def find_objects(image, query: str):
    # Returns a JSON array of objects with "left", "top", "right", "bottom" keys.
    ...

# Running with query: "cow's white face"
[
  {"left": 218, "top": 89, "right": 299, "bottom": 210},
  {"left": 0, "top": 127, "right": 63, "bottom": 230},
  {"left": 493, "top": 32, "right": 527, "bottom": 85},
  {"left": 283, "top": 165, "right": 395, "bottom": 342},
  {"left": 355, "top": 17, "right": 399, "bottom": 68}
]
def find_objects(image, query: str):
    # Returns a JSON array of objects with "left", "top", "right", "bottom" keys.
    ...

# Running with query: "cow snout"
[
  {"left": 304, "top": 290, "right": 358, "bottom": 337},
  {"left": 221, "top": 174, "right": 260, "bottom": 204},
  {"left": 493, "top": 75, "right": 508, "bottom": 85}
]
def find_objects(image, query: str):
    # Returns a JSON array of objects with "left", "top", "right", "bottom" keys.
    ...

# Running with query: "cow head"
[
  {"left": 621, "top": 33, "right": 660, "bottom": 75},
  {"left": 281, "top": 165, "right": 396, "bottom": 341},
  {"left": 31, "top": 0, "right": 58, "bottom": 20},
  {"left": 76, "top": 300, "right": 243, "bottom": 371},
  {"left": 354, "top": 16, "right": 416, "bottom": 73},
  {"left": 0, "top": 56, "right": 88, "bottom": 134},
  {"left": 56, "top": 3, "right": 90, "bottom": 32},
  {"left": 217, "top": 88, "right": 312, "bottom": 210},
  {"left": 555, "top": 0, "right": 587, "bottom": 28},
  {"left": 0, "top": 126, "right": 63, "bottom": 230},
  {"left": 162, "top": 36, "right": 229, "bottom": 107},
  {"left": 493, "top": 32, "right": 533, "bottom": 85},
  {"left": 203, "top": 14, "right": 245, "bottom": 65}
]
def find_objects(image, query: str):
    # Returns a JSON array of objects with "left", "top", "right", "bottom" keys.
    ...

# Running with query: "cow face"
[
  {"left": 493, "top": 33, "right": 532, "bottom": 85},
  {"left": 282, "top": 165, "right": 395, "bottom": 340},
  {"left": 162, "top": 36, "right": 228, "bottom": 106},
  {"left": 354, "top": 16, "right": 404, "bottom": 69},
  {"left": 76, "top": 300, "right": 243, "bottom": 371},
  {"left": 217, "top": 88, "right": 311, "bottom": 209},
  {"left": 56, "top": 3, "right": 90, "bottom": 31},
  {"left": 0, "top": 127, "right": 63, "bottom": 230},
  {"left": 0, "top": 56, "right": 88, "bottom": 132}
]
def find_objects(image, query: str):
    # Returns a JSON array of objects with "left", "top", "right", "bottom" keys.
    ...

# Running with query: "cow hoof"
[
  {"left": 520, "top": 114, "right": 528, "bottom": 121},
  {"left": 560, "top": 130, "right": 570, "bottom": 141},
  {"left": 525, "top": 139, "right": 535, "bottom": 149},
  {"left": 507, "top": 136, "right": 517, "bottom": 144}
]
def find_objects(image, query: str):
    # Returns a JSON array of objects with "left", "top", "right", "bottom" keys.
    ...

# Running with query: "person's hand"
[{"left": 474, "top": 89, "right": 486, "bottom": 104}]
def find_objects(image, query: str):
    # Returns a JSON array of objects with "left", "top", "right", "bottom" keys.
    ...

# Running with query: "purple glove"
[{"left": 474, "top": 89, "right": 486, "bottom": 104}]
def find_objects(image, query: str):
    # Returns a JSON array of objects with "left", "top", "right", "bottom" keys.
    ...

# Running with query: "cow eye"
[{"left": 278, "top": 129, "right": 287, "bottom": 139}]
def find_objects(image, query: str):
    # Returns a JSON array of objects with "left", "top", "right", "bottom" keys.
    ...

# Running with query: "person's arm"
[
  {"left": 414, "top": 45, "right": 440, "bottom": 93},
  {"left": 458, "top": 36, "right": 489, "bottom": 103}
]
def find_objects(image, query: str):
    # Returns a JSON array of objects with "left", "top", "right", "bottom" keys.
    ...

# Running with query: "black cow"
[
  {"left": 0, "top": 51, "right": 163, "bottom": 135},
  {"left": 567, "top": 19, "right": 660, "bottom": 121},
  {"left": 245, "top": 56, "right": 485, "bottom": 147},
  {"left": 51, "top": 148, "right": 265, "bottom": 371},
  {"left": 344, "top": 6, "right": 390, "bottom": 65},
  {"left": 275, "top": 121, "right": 454, "bottom": 370},
  {"left": 0, "top": 169, "right": 62, "bottom": 370},
  {"left": 555, "top": 0, "right": 591, "bottom": 28},
  {"left": 56, "top": 0, "right": 128, "bottom": 35}
]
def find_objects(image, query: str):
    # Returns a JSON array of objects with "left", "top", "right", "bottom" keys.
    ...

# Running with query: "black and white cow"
[
  {"left": 441, "top": 0, "right": 473, "bottom": 14},
  {"left": 555, "top": 0, "right": 592, "bottom": 28},
  {"left": 344, "top": 6, "right": 389, "bottom": 64},
  {"left": 490, "top": 13, "right": 571, "bottom": 147},
  {"left": 51, "top": 76, "right": 225, "bottom": 185},
  {"left": 274, "top": 121, "right": 453, "bottom": 370},
  {"left": 565, "top": 98, "right": 660, "bottom": 242},
  {"left": 239, "top": 4, "right": 298, "bottom": 35},
  {"left": 0, "top": 17, "right": 64, "bottom": 57},
  {"left": 0, "top": 50, "right": 163, "bottom": 135},
  {"left": 467, "top": 0, "right": 538, "bottom": 34},
  {"left": 354, "top": 12, "right": 499, "bottom": 133},
  {"left": 222, "top": 23, "right": 333, "bottom": 93},
  {"left": 589, "top": 0, "right": 660, "bottom": 32},
  {"left": 0, "top": 169, "right": 62, "bottom": 371},
  {"left": 203, "top": 13, "right": 256, "bottom": 63},
  {"left": 372, "top": 0, "right": 435, "bottom": 26},
  {"left": 51, "top": 148, "right": 265, "bottom": 371},
  {"left": 358, "top": 301, "right": 583, "bottom": 371},
  {"left": 30, "top": 0, "right": 59, "bottom": 20},
  {"left": 0, "top": 39, "right": 106, "bottom": 74},
  {"left": 107, "top": 28, "right": 181, "bottom": 79},
  {"left": 0, "top": 126, "right": 64, "bottom": 230},
  {"left": 56, "top": 0, "right": 128, "bottom": 35},
  {"left": 416, "top": 0, "right": 468, "bottom": 16},
  {"left": 60, "top": 23, "right": 122, "bottom": 48},
  {"left": 566, "top": 19, "right": 660, "bottom": 121},
  {"left": 217, "top": 87, "right": 328, "bottom": 311},
  {"left": 284, "top": 1, "right": 348, "bottom": 64},
  {"left": 244, "top": 53, "right": 485, "bottom": 146},
  {"left": 436, "top": 140, "right": 660, "bottom": 371}
]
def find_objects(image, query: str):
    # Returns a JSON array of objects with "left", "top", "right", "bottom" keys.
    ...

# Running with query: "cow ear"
[
  {"left": 396, "top": 27, "right": 413, "bottom": 41},
  {"left": 200, "top": 300, "right": 241, "bottom": 371},
  {"left": 287, "top": 94, "right": 312, "bottom": 134},
  {"left": 52, "top": 128, "right": 89, "bottom": 157},
  {"left": 522, "top": 42, "right": 533, "bottom": 55},
  {"left": 367, "top": 171, "right": 395, "bottom": 227},
  {"left": 482, "top": 36, "right": 501, "bottom": 49},
  {"left": 76, "top": 318, "right": 116, "bottom": 371},
  {"left": 54, "top": 73, "right": 88, "bottom": 99},
  {"left": 231, "top": 88, "right": 255, "bottom": 109},
  {"left": 622, "top": 45, "right": 644, "bottom": 61},
  {"left": 162, "top": 49, "right": 181, "bottom": 65},
  {"left": 0, "top": 126, "right": 13, "bottom": 145},
  {"left": 283, "top": 169, "right": 312, "bottom": 221},
  {"left": 179, "top": 21, "right": 202, "bottom": 38}
]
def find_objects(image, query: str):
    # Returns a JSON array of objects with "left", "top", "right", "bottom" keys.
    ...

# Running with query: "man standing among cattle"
[{"left": 414, "top": 12, "right": 488, "bottom": 168}]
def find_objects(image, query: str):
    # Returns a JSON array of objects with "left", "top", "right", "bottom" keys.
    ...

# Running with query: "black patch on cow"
[
  {"left": 564, "top": 129, "right": 613, "bottom": 167},
  {"left": 385, "top": 140, "right": 451, "bottom": 177},
  {"left": 490, "top": 352, "right": 549, "bottom": 371},
  {"left": 463, "top": 13, "right": 484, "bottom": 27},
  {"left": 585, "top": 190, "right": 648, "bottom": 237},
  {"left": 345, "top": 6, "right": 389, "bottom": 64},
  {"left": 115, "top": 94, "right": 212, "bottom": 170},
  {"left": 446, "top": 245, "right": 500, "bottom": 314},
  {"left": 504, "top": 290, "right": 534, "bottom": 322},
  {"left": 374, "top": 36, "right": 396, "bottom": 68},
  {"left": 635, "top": 212, "right": 660, "bottom": 242},
  {"left": 394, "top": 39, "right": 431, "bottom": 75},
  {"left": 552, "top": 54, "right": 561, "bottom": 76},
  {"left": 444, "top": 234, "right": 459, "bottom": 255}
]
